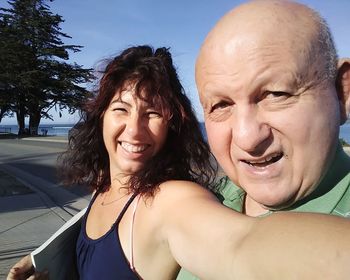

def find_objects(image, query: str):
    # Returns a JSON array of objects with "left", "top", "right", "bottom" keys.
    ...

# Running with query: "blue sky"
[{"left": 1, "top": 0, "right": 350, "bottom": 125}]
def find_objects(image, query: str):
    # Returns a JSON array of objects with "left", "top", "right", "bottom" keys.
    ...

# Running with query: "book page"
[{"left": 31, "top": 208, "right": 86, "bottom": 280}]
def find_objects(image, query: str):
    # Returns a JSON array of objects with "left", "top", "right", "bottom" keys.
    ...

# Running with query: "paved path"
[{"left": 0, "top": 137, "right": 90, "bottom": 278}]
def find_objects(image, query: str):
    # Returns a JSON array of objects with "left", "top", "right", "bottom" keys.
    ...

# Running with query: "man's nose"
[{"left": 232, "top": 107, "right": 271, "bottom": 154}]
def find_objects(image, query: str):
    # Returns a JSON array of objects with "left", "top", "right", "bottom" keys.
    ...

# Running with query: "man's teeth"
[
  {"left": 121, "top": 142, "right": 148, "bottom": 153},
  {"left": 250, "top": 155, "right": 274, "bottom": 164},
  {"left": 246, "top": 153, "right": 282, "bottom": 165}
]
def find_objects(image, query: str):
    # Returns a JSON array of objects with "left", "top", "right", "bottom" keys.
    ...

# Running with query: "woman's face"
[{"left": 102, "top": 85, "right": 169, "bottom": 176}]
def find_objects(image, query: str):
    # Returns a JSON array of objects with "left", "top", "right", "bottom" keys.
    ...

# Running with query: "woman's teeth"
[{"left": 121, "top": 142, "right": 148, "bottom": 153}]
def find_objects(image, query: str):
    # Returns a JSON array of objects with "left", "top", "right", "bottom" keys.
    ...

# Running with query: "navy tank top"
[{"left": 76, "top": 192, "right": 140, "bottom": 279}]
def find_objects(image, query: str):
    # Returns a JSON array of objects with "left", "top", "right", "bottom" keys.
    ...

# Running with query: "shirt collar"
[{"left": 286, "top": 142, "right": 350, "bottom": 213}]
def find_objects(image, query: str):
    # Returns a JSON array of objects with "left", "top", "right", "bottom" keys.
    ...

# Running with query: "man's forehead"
[
  {"left": 197, "top": 0, "right": 318, "bottom": 65},
  {"left": 198, "top": 36, "right": 301, "bottom": 74},
  {"left": 197, "top": 32, "right": 316, "bottom": 95}
]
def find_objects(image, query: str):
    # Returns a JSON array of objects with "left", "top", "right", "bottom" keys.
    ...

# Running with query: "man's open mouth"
[{"left": 242, "top": 152, "right": 284, "bottom": 168}]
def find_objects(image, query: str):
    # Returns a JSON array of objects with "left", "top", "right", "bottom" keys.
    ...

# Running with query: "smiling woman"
[
  {"left": 56, "top": 45, "right": 219, "bottom": 279},
  {"left": 102, "top": 84, "right": 169, "bottom": 177},
  {"left": 59, "top": 45, "right": 215, "bottom": 198}
]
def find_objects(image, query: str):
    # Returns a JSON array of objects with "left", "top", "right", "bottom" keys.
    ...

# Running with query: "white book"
[{"left": 30, "top": 208, "right": 87, "bottom": 280}]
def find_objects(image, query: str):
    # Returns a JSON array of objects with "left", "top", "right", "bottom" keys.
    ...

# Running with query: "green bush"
[{"left": 340, "top": 138, "right": 350, "bottom": 147}]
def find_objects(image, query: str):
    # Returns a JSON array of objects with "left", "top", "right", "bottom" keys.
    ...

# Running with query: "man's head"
[{"left": 196, "top": 0, "right": 350, "bottom": 214}]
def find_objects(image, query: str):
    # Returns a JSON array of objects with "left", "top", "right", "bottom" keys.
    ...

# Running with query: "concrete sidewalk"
[{"left": 0, "top": 136, "right": 89, "bottom": 278}]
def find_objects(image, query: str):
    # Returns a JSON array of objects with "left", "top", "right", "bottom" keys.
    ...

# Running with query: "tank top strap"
[
  {"left": 86, "top": 191, "right": 100, "bottom": 214},
  {"left": 129, "top": 194, "right": 141, "bottom": 272},
  {"left": 115, "top": 193, "right": 138, "bottom": 225}
]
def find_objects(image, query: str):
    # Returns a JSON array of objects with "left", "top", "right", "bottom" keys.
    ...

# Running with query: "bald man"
[{"left": 178, "top": 0, "right": 350, "bottom": 279}]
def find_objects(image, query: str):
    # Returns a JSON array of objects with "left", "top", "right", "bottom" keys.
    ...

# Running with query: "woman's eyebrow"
[{"left": 110, "top": 99, "right": 131, "bottom": 106}]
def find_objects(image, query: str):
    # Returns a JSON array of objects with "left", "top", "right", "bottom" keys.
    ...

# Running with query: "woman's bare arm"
[
  {"left": 234, "top": 212, "right": 350, "bottom": 279},
  {"left": 157, "top": 181, "right": 350, "bottom": 280}
]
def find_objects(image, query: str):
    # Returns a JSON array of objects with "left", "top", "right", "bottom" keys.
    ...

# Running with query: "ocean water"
[
  {"left": 0, "top": 123, "right": 73, "bottom": 136},
  {"left": 2, "top": 122, "right": 350, "bottom": 143}
]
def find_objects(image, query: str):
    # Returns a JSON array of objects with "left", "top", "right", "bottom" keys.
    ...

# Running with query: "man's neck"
[{"left": 244, "top": 195, "right": 270, "bottom": 217}]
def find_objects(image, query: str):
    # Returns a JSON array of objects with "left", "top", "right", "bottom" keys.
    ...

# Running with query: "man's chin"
[
  {"left": 246, "top": 192, "right": 299, "bottom": 213},
  {"left": 260, "top": 196, "right": 299, "bottom": 211}
]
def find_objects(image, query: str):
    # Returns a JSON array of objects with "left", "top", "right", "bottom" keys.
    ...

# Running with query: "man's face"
[{"left": 196, "top": 35, "right": 341, "bottom": 210}]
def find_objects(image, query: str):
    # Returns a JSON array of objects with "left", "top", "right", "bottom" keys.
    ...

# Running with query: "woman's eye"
[
  {"left": 112, "top": 107, "right": 127, "bottom": 112},
  {"left": 147, "top": 111, "right": 162, "bottom": 118}
]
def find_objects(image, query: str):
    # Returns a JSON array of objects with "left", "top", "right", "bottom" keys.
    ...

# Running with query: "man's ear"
[{"left": 336, "top": 58, "right": 350, "bottom": 124}]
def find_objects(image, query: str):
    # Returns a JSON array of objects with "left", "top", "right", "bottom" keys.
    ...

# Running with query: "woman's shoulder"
[
  {"left": 155, "top": 180, "right": 217, "bottom": 205},
  {"left": 139, "top": 180, "right": 218, "bottom": 229},
  {"left": 160, "top": 179, "right": 202, "bottom": 188}
]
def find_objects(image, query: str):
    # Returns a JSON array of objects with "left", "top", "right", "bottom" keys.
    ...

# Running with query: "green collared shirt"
[{"left": 177, "top": 144, "right": 350, "bottom": 280}]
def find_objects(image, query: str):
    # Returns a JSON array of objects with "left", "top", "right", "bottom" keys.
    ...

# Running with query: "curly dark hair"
[{"left": 58, "top": 45, "right": 217, "bottom": 197}]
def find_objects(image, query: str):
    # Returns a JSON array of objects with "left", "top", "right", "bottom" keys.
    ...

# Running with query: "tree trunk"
[
  {"left": 29, "top": 109, "right": 41, "bottom": 135},
  {"left": 16, "top": 94, "right": 27, "bottom": 137},
  {"left": 16, "top": 108, "right": 25, "bottom": 136},
  {"left": 0, "top": 108, "right": 4, "bottom": 123}
]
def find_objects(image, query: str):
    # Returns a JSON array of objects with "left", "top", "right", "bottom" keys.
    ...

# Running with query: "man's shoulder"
[
  {"left": 176, "top": 268, "right": 199, "bottom": 280},
  {"left": 332, "top": 170, "right": 350, "bottom": 217},
  {"left": 288, "top": 146, "right": 350, "bottom": 216},
  {"left": 214, "top": 176, "right": 245, "bottom": 212},
  {"left": 323, "top": 146, "right": 350, "bottom": 217}
]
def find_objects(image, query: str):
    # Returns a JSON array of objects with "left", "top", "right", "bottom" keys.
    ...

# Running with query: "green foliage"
[
  {"left": 0, "top": 0, "right": 93, "bottom": 135},
  {"left": 340, "top": 138, "right": 350, "bottom": 147}
]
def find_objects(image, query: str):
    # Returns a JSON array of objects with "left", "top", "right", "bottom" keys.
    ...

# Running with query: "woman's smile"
[{"left": 119, "top": 141, "right": 150, "bottom": 153}]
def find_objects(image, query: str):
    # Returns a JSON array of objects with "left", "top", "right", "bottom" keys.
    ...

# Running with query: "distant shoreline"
[
  {"left": 0, "top": 123, "right": 73, "bottom": 137},
  {"left": 2, "top": 122, "right": 350, "bottom": 144}
]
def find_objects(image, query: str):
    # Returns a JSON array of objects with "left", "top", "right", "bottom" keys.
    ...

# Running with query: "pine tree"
[{"left": 0, "top": 0, "right": 93, "bottom": 135}]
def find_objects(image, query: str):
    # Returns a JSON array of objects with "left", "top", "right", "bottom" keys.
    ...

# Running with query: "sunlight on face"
[
  {"left": 196, "top": 33, "right": 340, "bottom": 211},
  {"left": 102, "top": 85, "right": 169, "bottom": 177}
]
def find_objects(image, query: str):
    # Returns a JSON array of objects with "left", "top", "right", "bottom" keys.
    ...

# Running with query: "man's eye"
[
  {"left": 206, "top": 101, "right": 232, "bottom": 122},
  {"left": 210, "top": 101, "right": 231, "bottom": 113},
  {"left": 264, "top": 91, "right": 291, "bottom": 99}
]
